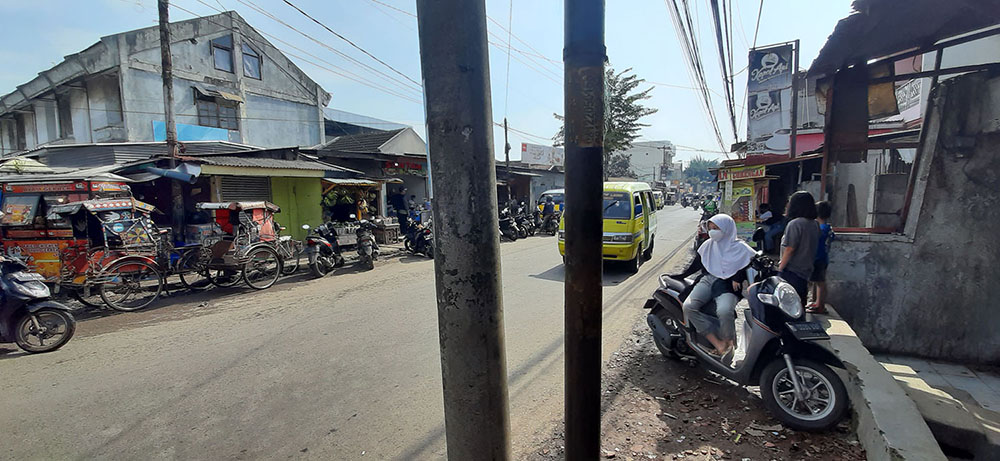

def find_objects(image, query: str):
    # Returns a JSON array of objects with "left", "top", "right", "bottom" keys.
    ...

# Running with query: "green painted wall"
[{"left": 270, "top": 177, "right": 323, "bottom": 240}]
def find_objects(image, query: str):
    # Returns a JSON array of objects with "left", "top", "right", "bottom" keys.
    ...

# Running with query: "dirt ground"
[{"left": 525, "top": 321, "right": 866, "bottom": 461}]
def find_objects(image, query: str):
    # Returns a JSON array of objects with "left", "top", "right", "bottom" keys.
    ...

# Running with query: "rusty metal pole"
[
  {"left": 158, "top": 0, "right": 184, "bottom": 237},
  {"left": 415, "top": 1, "right": 511, "bottom": 459},
  {"left": 563, "top": 0, "right": 606, "bottom": 459}
]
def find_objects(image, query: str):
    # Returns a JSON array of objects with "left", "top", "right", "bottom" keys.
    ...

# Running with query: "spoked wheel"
[
  {"left": 177, "top": 250, "right": 211, "bottom": 291},
  {"left": 280, "top": 243, "right": 301, "bottom": 276},
  {"left": 243, "top": 246, "right": 281, "bottom": 290},
  {"left": 15, "top": 308, "right": 76, "bottom": 353},
  {"left": 71, "top": 288, "right": 105, "bottom": 309},
  {"left": 759, "top": 358, "right": 848, "bottom": 431},
  {"left": 99, "top": 259, "right": 164, "bottom": 312},
  {"left": 209, "top": 269, "right": 243, "bottom": 288}
]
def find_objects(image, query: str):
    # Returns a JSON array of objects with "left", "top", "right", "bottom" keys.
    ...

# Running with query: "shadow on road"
[{"left": 528, "top": 263, "right": 643, "bottom": 286}]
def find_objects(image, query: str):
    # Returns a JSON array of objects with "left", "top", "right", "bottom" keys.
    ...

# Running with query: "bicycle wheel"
[
  {"left": 99, "top": 259, "right": 164, "bottom": 312},
  {"left": 280, "top": 241, "right": 301, "bottom": 276},
  {"left": 209, "top": 268, "right": 243, "bottom": 288},
  {"left": 243, "top": 246, "right": 281, "bottom": 290},
  {"left": 177, "top": 250, "right": 211, "bottom": 291}
]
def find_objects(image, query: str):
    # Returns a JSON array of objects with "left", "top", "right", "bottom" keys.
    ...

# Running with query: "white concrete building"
[{"left": 0, "top": 11, "right": 329, "bottom": 157}]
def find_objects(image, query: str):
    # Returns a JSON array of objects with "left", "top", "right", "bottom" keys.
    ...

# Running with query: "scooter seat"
[{"left": 661, "top": 275, "right": 689, "bottom": 292}]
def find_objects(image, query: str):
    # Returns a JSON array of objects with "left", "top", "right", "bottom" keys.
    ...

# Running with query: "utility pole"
[
  {"left": 789, "top": 39, "right": 800, "bottom": 159},
  {"left": 563, "top": 0, "right": 606, "bottom": 459},
  {"left": 504, "top": 117, "right": 511, "bottom": 203},
  {"left": 415, "top": 1, "right": 511, "bottom": 460},
  {"left": 158, "top": 0, "right": 184, "bottom": 236}
]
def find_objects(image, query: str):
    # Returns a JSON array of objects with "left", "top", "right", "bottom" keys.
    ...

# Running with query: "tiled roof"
[{"left": 323, "top": 129, "right": 405, "bottom": 153}]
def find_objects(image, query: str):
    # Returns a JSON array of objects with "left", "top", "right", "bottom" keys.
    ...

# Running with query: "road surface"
[{"left": 0, "top": 206, "right": 700, "bottom": 460}]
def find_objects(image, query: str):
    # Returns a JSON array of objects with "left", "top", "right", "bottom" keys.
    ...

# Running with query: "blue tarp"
[{"left": 152, "top": 121, "right": 229, "bottom": 142}]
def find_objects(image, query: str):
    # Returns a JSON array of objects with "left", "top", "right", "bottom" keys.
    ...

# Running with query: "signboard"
[
  {"left": 3, "top": 240, "right": 80, "bottom": 280},
  {"left": 4, "top": 182, "right": 84, "bottom": 193},
  {"left": 521, "top": 143, "right": 565, "bottom": 166},
  {"left": 718, "top": 165, "right": 766, "bottom": 182},
  {"left": 747, "top": 44, "right": 796, "bottom": 157},
  {"left": 383, "top": 160, "right": 425, "bottom": 177}
]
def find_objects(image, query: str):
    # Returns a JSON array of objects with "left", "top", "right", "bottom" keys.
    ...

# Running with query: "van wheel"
[
  {"left": 626, "top": 255, "right": 640, "bottom": 273},
  {"left": 643, "top": 239, "right": 654, "bottom": 260}
]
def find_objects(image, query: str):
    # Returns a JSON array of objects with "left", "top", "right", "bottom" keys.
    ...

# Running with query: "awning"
[
  {"left": 194, "top": 86, "right": 244, "bottom": 104},
  {"left": 322, "top": 178, "right": 379, "bottom": 187}
]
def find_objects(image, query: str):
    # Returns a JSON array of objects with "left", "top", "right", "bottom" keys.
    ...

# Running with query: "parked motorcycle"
[
  {"left": 356, "top": 218, "right": 382, "bottom": 270},
  {"left": 515, "top": 204, "right": 536, "bottom": 237},
  {"left": 499, "top": 207, "right": 520, "bottom": 241},
  {"left": 302, "top": 222, "right": 346, "bottom": 278},
  {"left": 0, "top": 254, "right": 76, "bottom": 353},
  {"left": 643, "top": 254, "right": 848, "bottom": 430},
  {"left": 404, "top": 217, "right": 434, "bottom": 259}
]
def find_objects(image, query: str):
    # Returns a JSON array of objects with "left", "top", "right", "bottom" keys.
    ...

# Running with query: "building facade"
[{"left": 0, "top": 11, "right": 329, "bottom": 157}]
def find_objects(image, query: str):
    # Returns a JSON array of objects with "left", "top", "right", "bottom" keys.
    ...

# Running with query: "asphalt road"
[{"left": 0, "top": 205, "right": 701, "bottom": 460}]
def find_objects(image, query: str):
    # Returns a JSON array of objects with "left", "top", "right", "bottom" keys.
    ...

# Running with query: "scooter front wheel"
[
  {"left": 15, "top": 308, "right": 76, "bottom": 353},
  {"left": 759, "top": 358, "right": 848, "bottom": 431}
]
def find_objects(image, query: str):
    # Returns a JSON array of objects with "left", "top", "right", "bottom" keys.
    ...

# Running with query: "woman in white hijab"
[{"left": 674, "top": 214, "right": 756, "bottom": 356}]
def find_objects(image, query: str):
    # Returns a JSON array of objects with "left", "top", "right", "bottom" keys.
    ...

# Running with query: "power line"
[
  {"left": 709, "top": 0, "right": 738, "bottom": 141},
  {"left": 752, "top": 0, "right": 764, "bottom": 49},
  {"left": 278, "top": 0, "right": 421, "bottom": 87},
  {"left": 503, "top": 0, "right": 513, "bottom": 117}
]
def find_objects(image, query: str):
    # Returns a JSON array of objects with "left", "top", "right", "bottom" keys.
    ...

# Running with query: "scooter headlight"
[{"left": 756, "top": 282, "right": 803, "bottom": 318}]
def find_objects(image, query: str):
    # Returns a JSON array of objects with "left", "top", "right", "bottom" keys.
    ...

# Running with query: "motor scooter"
[
  {"left": 404, "top": 218, "right": 434, "bottom": 258},
  {"left": 498, "top": 207, "right": 520, "bottom": 241},
  {"left": 302, "top": 222, "right": 345, "bottom": 278},
  {"left": 355, "top": 218, "right": 381, "bottom": 270},
  {"left": 643, "top": 254, "right": 848, "bottom": 431},
  {"left": 0, "top": 254, "right": 76, "bottom": 353}
]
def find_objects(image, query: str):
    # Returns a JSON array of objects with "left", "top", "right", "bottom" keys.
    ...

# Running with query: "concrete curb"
[{"left": 821, "top": 307, "right": 947, "bottom": 461}]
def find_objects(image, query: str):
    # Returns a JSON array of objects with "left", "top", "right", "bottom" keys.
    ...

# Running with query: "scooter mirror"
[
  {"left": 349, "top": 213, "right": 357, "bottom": 219},
  {"left": 302, "top": 224, "right": 310, "bottom": 230}
]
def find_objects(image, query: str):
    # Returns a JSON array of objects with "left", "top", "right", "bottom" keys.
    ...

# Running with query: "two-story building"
[{"left": 0, "top": 10, "right": 328, "bottom": 156}]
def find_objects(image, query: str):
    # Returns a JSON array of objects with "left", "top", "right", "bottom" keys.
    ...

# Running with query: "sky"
[{"left": 0, "top": 0, "right": 854, "bottom": 165}]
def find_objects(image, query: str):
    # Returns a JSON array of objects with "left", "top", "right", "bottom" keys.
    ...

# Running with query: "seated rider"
[
  {"left": 757, "top": 203, "right": 785, "bottom": 253},
  {"left": 673, "top": 214, "right": 755, "bottom": 356},
  {"left": 702, "top": 195, "right": 719, "bottom": 215}
]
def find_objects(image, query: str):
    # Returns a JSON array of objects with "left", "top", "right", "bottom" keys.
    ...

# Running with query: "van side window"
[{"left": 633, "top": 193, "right": 643, "bottom": 218}]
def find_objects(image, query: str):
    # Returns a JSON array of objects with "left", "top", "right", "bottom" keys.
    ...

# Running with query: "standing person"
[
  {"left": 778, "top": 191, "right": 820, "bottom": 301},
  {"left": 808, "top": 201, "right": 834, "bottom": 314},
  {"left": 673, "top": 214, "right": 756, "bottom": 356},
  {"left": 390, "top": 187, "right": 408, "bottom": 230}
]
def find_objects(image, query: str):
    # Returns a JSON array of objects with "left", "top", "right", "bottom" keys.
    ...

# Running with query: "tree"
[
  {"left": 552, "top": 66, "right": 658, "bottom": 180},
  {"left": 684, "top": 155, "right": 719, "bottom": 183}
]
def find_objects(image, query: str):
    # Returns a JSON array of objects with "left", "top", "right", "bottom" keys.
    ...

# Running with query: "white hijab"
[{"left": 697, "top": 214, "right": 755, "bottom": 279}]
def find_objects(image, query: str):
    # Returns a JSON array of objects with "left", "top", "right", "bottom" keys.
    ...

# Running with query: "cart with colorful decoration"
[
  {"left": 183, "top": 201, "right": 282, "bottom": 290},
  {"left": 46, "top": 198, "right": 169, "bottom": 311}
]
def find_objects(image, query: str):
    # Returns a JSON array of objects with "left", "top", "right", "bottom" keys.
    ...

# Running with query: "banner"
[
  {"left": 521, "top": 143, "right": 565, "bottom": 166},
  {"left": 747, "top": 44, "right": 796, "bottom": 157},
  {"left": 717, "top": 164, "right": 766, "bottom": 181}
]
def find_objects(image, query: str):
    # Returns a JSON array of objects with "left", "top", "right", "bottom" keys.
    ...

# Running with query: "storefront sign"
[
  {"left": 383, "top": 161, "right": 425, "bottom": 176},
  {"left": 4, "top": 182, "right": 84, "bottom": 193},
  {"left": 90, "top": 182, "right": 129, "bottom": 192},
  {"left": 717, "top": 165, "right": 766, "bottom": 182},
  {"left": 521, "top": 143, "right": 565, "bottom": 167},
  {"left": 747, "top": 43, "right": 796, "bottom": 157},
  {"left": 3, "top": 240, "right": 79, "bottom": 280}
]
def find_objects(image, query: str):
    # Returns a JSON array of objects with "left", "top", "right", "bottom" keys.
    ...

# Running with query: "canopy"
[
  {"left": 47, "top": 198, "right": 158, "bottom": 218},
  {"left": 196, "top": 201, "right": 280, "bottom": 212}
]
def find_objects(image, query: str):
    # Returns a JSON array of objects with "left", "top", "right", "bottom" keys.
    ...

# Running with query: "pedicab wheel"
[
  {"left": 280, "top": 246, "right": 301, "bottom": 276},
  {"left": 71, "top": 288, "right": 105, "bottom": 309},
  {"left": 208, "top": 268, "right": 242, "bottom": 288},
  {"left": 759, "top": 358, "right": 848, "bottom": 431},
  {"left": 177, "top": 250, "right": 211, "bottom": 291},
  {"left": 14, "top": 308, "right": 76, "bottom": 353},
  {"left": 243, "top": 246, "right": 281, "bottom": 290},
  {"left": 98, "top": 259, "right": 164, "bottom": 312}
]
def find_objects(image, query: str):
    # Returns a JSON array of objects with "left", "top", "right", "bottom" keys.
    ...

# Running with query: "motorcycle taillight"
[{"left": 307, "top": 240, "right": 317, "bottom": 246}]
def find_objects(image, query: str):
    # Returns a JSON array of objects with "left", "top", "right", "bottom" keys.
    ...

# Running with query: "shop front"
[{"left": 718, "top": 164, "right": 769, "bottom": 240}]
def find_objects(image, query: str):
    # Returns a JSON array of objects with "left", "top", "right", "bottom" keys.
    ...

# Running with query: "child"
[
  {"left": 807, "top": 201, "right": 834, "bottom": 314},
  {"left": 778, "top": 191, "right": 820, "bottom": 302}
]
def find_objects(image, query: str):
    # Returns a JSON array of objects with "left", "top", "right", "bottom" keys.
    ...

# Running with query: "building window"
[
  {"left": 56, "top": 93, "right": 73, "bottom": 138},
  {"left": 211, "top": 35, "right": 234, "bottom": 73},
  {"left": 242, "top": 45, "right": 261, "bottom": 79},
  {"left": 196, "top": 93, "right": 238, "bottom": 130}
]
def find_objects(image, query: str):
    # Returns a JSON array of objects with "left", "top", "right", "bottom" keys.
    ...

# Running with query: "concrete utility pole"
[
  {"left": 563, "top": 0, "right": 606, "bottom": 459},
  {"left": 158, "top": 0, "right": 184, "bottom": 235},
  {"left": 415, "top": 1, "right": 511, "bottom": 460}
]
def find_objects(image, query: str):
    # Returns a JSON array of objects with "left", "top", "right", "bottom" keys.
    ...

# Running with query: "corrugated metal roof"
[
  {"left": 188, "top": 156, "right": 349, "bottom": 172},
  {"left": 321, "top": 129, "right": 405, "bottom": 153}
]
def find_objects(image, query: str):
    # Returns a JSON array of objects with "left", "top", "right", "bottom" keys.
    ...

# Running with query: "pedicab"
[
  {"left": 186, "top": 201, "right": 282, "bottom": 290},
  {"left": 46, "top": 197, "right": 168, "bottom": 311}
]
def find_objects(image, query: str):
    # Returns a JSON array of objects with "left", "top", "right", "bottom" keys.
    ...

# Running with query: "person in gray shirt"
[{"left": 778, "top": 191, "right": 820, "bottom": 301}]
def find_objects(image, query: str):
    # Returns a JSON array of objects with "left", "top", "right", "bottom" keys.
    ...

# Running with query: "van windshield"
[{"left": 603, "top": 192, "right": 631, "bottom": 219}]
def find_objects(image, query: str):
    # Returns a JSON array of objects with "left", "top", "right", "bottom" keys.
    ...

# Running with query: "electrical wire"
[
  {"left": 503, "top": 0, "right": 513, "bottom": 117},
  {"left": 709, "top": 0, "right": 738, "bottom": 140},
  {"left": 279, "top": 0, "right": 421, "bottom": 87},
  {"left": 752, "top": 0, "right": 764, "bottom": 49}
]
